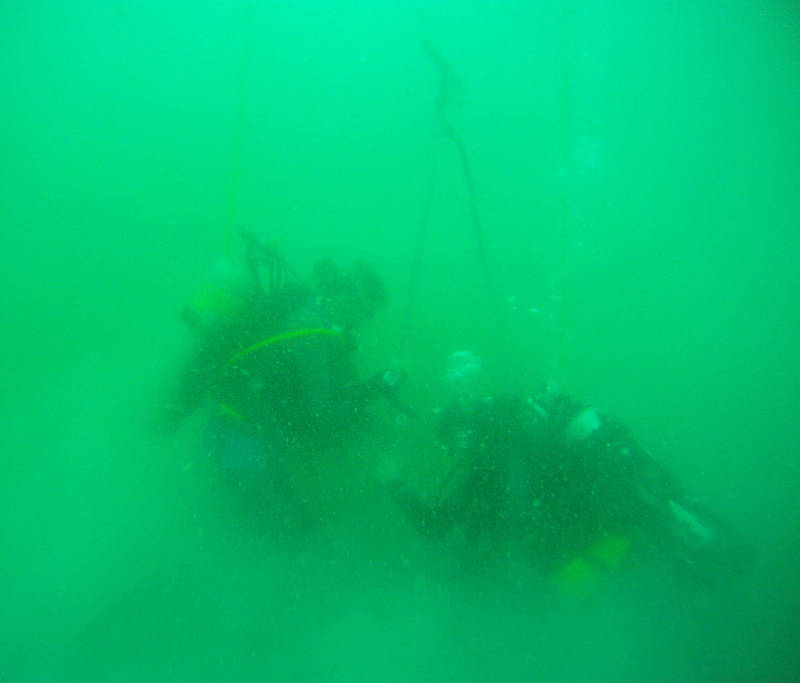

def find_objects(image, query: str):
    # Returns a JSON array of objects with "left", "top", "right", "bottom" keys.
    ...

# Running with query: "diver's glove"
[
  {"left": 378, "top": 369, "right": 417, "bottom": 419},
  {"left": 362, "top": 368, "right": 403, "bottom": 399}
]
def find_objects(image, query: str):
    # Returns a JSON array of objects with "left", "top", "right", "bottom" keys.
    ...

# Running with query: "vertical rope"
[
  {"left": 404, "top": 132, "right": 440, "bottom": 329},
  {"left": 409, "top": 40, "right": 496, "bottom": 330},
  {"left": 451, "top": 130, "right": 495, "bottom": 306},
  {"left": 226, "top": 0, "right": 253, "bottom": 257}
]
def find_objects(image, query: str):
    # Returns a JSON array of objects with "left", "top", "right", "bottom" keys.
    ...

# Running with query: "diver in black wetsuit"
[
  {"left": 156, "top": 233, "right": 399, "bottom": 529},
  {"left": 389, "top": 351, "right": 748, "bottom": 582}
]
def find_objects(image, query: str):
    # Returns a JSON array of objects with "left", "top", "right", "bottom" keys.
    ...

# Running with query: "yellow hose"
[{"left": 224, "top": 327, "right": 342, "bottom": 369}]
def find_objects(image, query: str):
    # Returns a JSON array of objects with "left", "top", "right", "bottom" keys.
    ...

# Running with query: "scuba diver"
[
  {"left": 156, "top": 231, "right": 401, "bottom": 531},
  {"left": 388, "top": 351, "right": 750, "bottom": 589}
]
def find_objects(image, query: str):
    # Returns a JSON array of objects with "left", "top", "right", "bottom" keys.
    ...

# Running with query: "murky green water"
[{"left": 2, "top": 2, "right": 798, "bottom": 680}]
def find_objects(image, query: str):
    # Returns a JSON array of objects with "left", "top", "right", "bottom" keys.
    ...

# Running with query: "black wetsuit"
[{"left": 391, "top": 389, "right": 743, "bottom": 575}]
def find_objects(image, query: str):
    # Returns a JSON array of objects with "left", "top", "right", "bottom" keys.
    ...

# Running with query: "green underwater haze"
[{"left": 2, "top": 0, "right": 799, "bottom": 680}]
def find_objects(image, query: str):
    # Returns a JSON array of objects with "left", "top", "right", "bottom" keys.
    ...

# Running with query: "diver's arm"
[
  {"left": 154, "top": 365, "right": 209, "bottom": 434},
  {"left": 337, "top": 367, "right": 409, "bottom": 419},
  {"left": 153, "top": 340, "right": 220, "bottom": 434}
]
